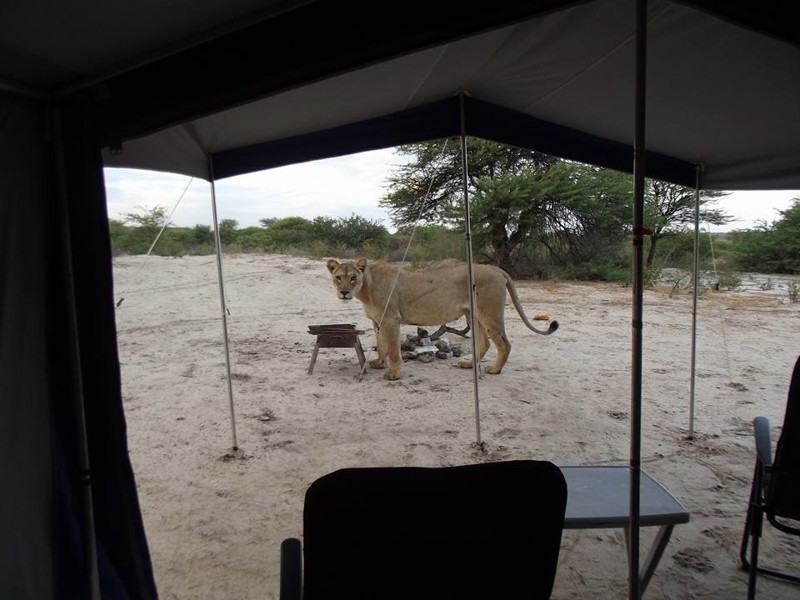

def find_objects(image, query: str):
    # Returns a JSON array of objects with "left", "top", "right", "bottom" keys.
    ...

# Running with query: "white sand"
[{"left": 113, "top": 253, "right": 800, "bottom": 599}]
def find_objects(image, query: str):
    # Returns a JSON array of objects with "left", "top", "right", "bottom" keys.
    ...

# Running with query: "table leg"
[
  {"left": 640, "top": 525, "right": 674, "bottom": 593},
  {"left": 624, "top": 524, "right": 675, "bottom": 596},
  {"left": 354, "top": 340, "right": 366, "bottom": 369},
  {"left": 307, "top": 341, "right": 320, "bottom": 374}
]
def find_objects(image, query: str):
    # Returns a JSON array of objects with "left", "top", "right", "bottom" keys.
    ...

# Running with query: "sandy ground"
[{"left": 112, "top": 253, "right": 800, "bottom": 599}]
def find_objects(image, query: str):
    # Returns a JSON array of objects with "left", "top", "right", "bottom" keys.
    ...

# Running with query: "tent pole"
[
  {"left": 458, "top": 93, "right": 482, "bottom": 448},
  {"left": 208, "top": 156, "right": 239, "bottom": 451},
  {"left": 630, "top": 0, "right": 647, "bottom": 597},
  {"left": 688, "top": 165, "right": 701, "bottom": 439}
]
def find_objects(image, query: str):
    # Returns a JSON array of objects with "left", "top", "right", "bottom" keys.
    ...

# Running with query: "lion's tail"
[{"left": 504, "top": 273, "right": 559, "bottom": 335}]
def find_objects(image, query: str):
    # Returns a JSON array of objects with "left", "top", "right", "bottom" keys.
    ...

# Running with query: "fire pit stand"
[{"left": 307, "top": 324, "right": 366, "bottom": 374}]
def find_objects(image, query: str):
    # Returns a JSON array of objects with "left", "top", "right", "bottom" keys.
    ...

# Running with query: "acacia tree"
[
  {"left": 122, "top": 205, "right": 172, "bottom": 235},
  {"left": 470, "top": 162, "right": 632, "bottom": 273},
  {"left": 381, "top": 138, "right": 557, "bottom": 227},
  {"left": 382, "top": 139, "right": 735, "bottom": 274},
  {"left": 381, "top": 138, "right": 561, "bottom": 272},
  {"left": 382, "top": 139, "right": 635, "bottom": 274},
  {"left": 117, "top": 205, "right": 174, "bottom": 253},
  {"left": 644, "top": 180, "right": 731, "bottom": 266}
]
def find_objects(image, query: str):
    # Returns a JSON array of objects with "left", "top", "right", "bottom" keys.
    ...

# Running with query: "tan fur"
[{"left": 326, "top": 258, "right": 558, "bottom": 380}]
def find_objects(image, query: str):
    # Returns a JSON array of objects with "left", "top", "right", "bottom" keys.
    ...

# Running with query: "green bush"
[
  {"left": 787, "top": 279, "right": 799, "bottom": 304},
  {"left": 715, "top": 271, "right": 742, "bottom": 291},
  {"left": 390, "top": 226, "right": 465, "bottom": 264},
  {"left": 727, "top": 200, "right": 800, "bottom": 274},
  {"left": 555, "top": 261, "right": 630, "bottom": 283},
  {"left": 234, "top": 227, "right": 271, "bottom": 251},
  {"left": 108, "top": 199, "right": 800, "bottom": 281}
]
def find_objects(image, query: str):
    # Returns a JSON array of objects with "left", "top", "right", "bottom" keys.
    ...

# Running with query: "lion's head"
[{"left": 326, "top": 258, "right": 367, "bottom": 300}]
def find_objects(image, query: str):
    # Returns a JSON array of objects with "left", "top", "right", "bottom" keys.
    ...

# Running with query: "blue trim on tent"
[
  {"left": 464, "top": 98, "right": 696, "bottom": 187},
  {"left": 211, "top": 97, "right": 463, "bottom": 179},
  {"left": 211, "top": 96, "right": 697, "bottom": 186}
]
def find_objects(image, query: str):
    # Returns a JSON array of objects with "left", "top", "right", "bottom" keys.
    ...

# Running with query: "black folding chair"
[
  {"left": 739, "top": 354, "right": 800, "bottom": 599},
  {"left": 280, "top": 460, "right": 567, "bottom": 600}
]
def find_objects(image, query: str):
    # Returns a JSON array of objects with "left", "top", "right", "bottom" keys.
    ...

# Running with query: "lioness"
[{"left": 326, "top": 258, "right": 558, "bottom": 380}]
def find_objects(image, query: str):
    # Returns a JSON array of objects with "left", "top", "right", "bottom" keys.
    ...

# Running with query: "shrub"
[{"left": 556, "top": 261, "right": 630, "bottom": 283}]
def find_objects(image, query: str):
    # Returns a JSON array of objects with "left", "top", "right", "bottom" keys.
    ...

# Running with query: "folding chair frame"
[{"left": 739, "top": 418, "right": 800, "bottom": 599}]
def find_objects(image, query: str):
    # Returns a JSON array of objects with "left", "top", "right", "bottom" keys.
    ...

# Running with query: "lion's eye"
[
  {"left": 335, "top": 276, "right": 341, "bottom": 282},
  {"left": 350, "top": 277, "right": 357, "bottom": 283}
]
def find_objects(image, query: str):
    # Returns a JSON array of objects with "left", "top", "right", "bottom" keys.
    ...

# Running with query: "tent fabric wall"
[
  {"left": 56, "top": 102, "right": 159, "bottom": 599},
  {"left": 0, "top": 92, "right": 158, "bottom": 599},
  {"left": 1, "top": 92, "right": 56, "bottom": 600}
]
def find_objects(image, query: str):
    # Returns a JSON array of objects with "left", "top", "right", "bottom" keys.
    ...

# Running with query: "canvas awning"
[{"left": 92, "top": 0, "right": 800, "bottom": 190}]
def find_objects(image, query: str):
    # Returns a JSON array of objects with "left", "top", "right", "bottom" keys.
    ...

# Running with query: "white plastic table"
[{"left": 560, "top": 465, "right": 690, "bottom": 595}]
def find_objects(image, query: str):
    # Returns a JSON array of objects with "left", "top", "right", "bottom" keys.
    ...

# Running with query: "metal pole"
[
  {"left": 459, "top": 93, "right": 482, "bottom": 448},
  {"left": 208, "top": 156, "right": 239, "bottom": 451},
  {"left": 688, "top": 165, "right": 701, "bottom": 439},
  {"left": 630, "top": 0, "right": 647, "bottom": 597}
]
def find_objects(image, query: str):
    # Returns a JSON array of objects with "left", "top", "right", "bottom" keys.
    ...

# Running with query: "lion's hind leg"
[
  {"left": 484, "top": 327, "right": 510, "bottom": 374},
  {"left": 478, "top": 307, "right": 510, "bottom": 374},
  {"left": 457, "top": 319, "right": 491, "bottom": 370}
]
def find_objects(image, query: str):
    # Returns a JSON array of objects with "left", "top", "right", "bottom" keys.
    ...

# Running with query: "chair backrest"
[
  {"left": 770, "top": 355, "right": 800, "bottom": 521},
  {"left": 301, "top": 459, "right": 567, "bottom": 600}
]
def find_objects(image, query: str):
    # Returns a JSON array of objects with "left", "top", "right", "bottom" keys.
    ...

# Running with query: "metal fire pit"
[{"left": 307, "top": 324, "right": 366, "bottom": 374}]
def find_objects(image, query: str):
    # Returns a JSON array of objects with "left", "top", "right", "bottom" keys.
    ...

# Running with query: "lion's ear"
[
  {"left": 354, "top": 258, "right": 368, "bottom": 272},
  {"left": 326, "top": 259, "right": 340, "bottom": 274}
]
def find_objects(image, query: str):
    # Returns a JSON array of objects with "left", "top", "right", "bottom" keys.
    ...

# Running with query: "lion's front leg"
[
  {"left": 380, "top": 320, "right": 403, "bottom": 380},
  {"left": 368, "top": 318, "right": 386, "bottom": 370}
]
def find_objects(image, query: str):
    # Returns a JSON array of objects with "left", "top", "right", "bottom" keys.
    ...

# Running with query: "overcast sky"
[{"left": 104, "top": 147, "right": 799, "bottom": 234}]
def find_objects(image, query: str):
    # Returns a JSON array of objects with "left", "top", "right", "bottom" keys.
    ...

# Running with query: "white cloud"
[
  {"left": 711, "top": 189, "right": 799, "bottom": 231},
  {"left": 104, "top": 147, "right": 403, "bottom": 231},
  {"left": 105, "top": 150, "right": 799, "bottom": 233}
]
